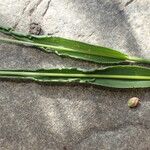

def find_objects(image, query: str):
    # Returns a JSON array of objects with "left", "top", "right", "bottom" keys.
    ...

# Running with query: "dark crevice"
[
  {"left": 42, "top": 0, "right": 51, "bottom": 16},
  {"left": 13, "top": 1, "right": 31, "bottom": 29},
  {"left": 125, "top": 0, "right": 134, "bottom": 7},
  {"left": 22, "top": 1, "right": 31, "bottom": 14},
  {"left": 13, "top": 21, "right": 19, "bottom": 29},
  {"left": 29, "top": 0, "right": 44, "bottom": 16}
]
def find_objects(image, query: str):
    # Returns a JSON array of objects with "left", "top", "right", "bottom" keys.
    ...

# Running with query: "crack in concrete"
[
  {"left": 22, "top": 1, "right": 31, "bottom": 15},
  {"left": 42, "top": 0, "right": 51, "bottom": 16},
  {"left": 29, "top": 0, "right": 44, "bottom": 16},
  {"left": 13, "top": 21, "right": 19, "bottom": 29},
  {"left": 125, "top": 0, "right": 134, "bottom": 7},
  {"left": 13, "top": 0, "right": 44, "bottom": 28},
  {"left": 13, "top": 1, "right": 31, "bottom": 29}
]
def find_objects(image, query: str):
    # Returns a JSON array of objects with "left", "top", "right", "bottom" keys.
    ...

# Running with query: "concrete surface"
[{"left": 0, "top": 0, "right": 150, "bottom": 149}]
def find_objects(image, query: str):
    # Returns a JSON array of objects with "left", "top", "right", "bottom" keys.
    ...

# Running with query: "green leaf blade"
[
  {"left": 93, "top": 79, "right": 150, "bottom": 88},
  {"left": 1, "top": 26, "right": 150, "bottom": 64},
  {"left": 0, "top": 66, "right": 150, "bottom": 88},
  {"left": 0, "top": 26, "right": 129, "bottom": 64}
]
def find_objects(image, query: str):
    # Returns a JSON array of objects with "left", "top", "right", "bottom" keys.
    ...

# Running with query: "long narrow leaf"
[
  {"left": 0, "top": 65, "right": 150, "bottom": 88},
  {"left": 0, "top": 26, "right": 149, "bottom": 64}
]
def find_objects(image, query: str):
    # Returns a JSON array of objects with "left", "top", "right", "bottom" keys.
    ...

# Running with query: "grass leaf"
[
  {"left": 0, "top": 65, "right": 150, "bottom": 88},
  {"left": 0, "top": 26, "right": 150, "bottom": 64}
]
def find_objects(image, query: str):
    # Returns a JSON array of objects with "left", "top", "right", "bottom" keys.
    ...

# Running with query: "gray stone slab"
[{"left": 0, "top": 0, "right": 150, "bottom": 149}]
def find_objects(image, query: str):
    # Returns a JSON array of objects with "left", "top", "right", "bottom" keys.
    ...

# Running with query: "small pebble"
[
  {"left": 29, "top": 23, "right": 43, "bottom": 35},
  {"left": 128, "top": 97, "right": 140, "bottom": 108}
]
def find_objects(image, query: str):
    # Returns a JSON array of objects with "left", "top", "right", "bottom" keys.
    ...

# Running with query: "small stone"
[
  {"left": 29, "top": 23, "right": 43, "bottom": 35},
  {"left": 128, "top": 97, "right": 140, "bottom": 108}
]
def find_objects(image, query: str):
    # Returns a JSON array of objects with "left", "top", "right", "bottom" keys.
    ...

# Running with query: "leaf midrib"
[
  {"left": 0, "top": 71, "right": 150, "bottom": 80},
  {"left": 0, "top": 37, "right": 127, "bottom": 60}
]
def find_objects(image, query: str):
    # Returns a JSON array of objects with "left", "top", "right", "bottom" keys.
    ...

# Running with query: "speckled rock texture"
[{"left": 0, "top": 0, "right": 150, "bottom": 150}]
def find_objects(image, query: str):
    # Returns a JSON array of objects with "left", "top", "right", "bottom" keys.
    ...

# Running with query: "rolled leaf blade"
[{"left": 0, "top": 66, "right": 150, "bottom": 88}]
